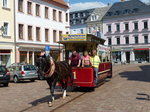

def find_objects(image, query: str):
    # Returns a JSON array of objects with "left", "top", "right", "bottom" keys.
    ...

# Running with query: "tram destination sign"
[{"left": 61, "top": 34, "right": 86, "bottom": 41}]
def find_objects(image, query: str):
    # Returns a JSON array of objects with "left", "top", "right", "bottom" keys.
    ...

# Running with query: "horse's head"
[{"left": 36, "top": 55, "right": 50, "bottom": 76}]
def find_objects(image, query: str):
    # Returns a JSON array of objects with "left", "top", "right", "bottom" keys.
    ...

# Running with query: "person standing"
[
  {"left": 90, "top": 50, "right": 100, "bottom": 84},
  {"left": 69, "top": 51, "right": 81, "bottom": 67},
  {"left": 82, "top": 51, "right": 91, "bottom": 67}
]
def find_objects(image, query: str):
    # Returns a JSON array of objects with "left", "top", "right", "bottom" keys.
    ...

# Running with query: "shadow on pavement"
[
  {"left": 119, "top": 65, "right": 150, "bottom": 82},
  {"left": 136, "top": 93, "right": 150, "bottom": 101},
  {"left": 29, "top": 93, "right": 63, "bottom": 106}
]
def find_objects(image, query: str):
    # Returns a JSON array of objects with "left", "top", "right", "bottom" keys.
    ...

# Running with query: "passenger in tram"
[
  {"left": 69, "top": 51, "right": 81, "bottom": 67},
  {"left": 90, "top": 50, "right": 101, "bottom": 84},
  {"left": 82, "top": 51, "right": 91, "bottom": 67}
]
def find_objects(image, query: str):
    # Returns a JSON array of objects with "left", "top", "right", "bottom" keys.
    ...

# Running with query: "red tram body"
[
  {"left": 58, "top": 34, "right": 113, "bottom": 88},
  {"left": 72, "top": 62, "right": 112, "bottom": 87}
]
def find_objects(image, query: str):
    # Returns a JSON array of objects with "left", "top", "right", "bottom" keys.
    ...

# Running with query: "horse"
[{"left": 36, "top": 55, "right": 73, "bottom": 107}]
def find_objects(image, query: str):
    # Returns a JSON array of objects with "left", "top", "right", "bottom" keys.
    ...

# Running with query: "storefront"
[
  {"left": 134, "top": 48, "right": 149, "bottom": 63},
  {"left": 112, "top": 48, "right": 122, "bottom": 63},
  {"left": 0, "top": 50, "right": 11, "bottom": 67},
  {"left": 17, "top": 44, "right": 63, "bottom": 65}
]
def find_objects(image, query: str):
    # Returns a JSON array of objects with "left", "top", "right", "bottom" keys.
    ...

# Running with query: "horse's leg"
[
  {"left": 63, "top": 80, "right": 68, "bottom": 99},
  {"left": 48, "top": 79, "right": 57, "bottom": 107}
]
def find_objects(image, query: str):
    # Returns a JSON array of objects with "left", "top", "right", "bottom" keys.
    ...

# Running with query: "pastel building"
[
  {"left": 86, "top": 6, "right": 110, "bottom": 40},
  {"left": 0, "top": 0, "right": 15, "bottom": 66},
  {"left": 70, "top": 9, "right": 94, "bottom": 34},
  {"left": 15, "top": 0, "right": 70, "bottom": 64},
  {"left": 103, "top": 0, "right": 150, "bottom": 63}
]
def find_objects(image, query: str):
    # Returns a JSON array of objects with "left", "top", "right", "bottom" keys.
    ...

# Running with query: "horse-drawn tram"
[{"left": 58, "top": 34, "right": 112, "bottom": 87}]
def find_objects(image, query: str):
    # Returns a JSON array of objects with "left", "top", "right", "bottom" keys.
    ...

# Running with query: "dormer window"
[
  {"left": 83, "top": 13, "right": 86, "bottom": 17},
  {"left": 123, "top": 9, "right": 131, "bottom": 14},
  {"left": 106, "top": 12, "right": 113, "bottom": 16},
  {"left": 73, "top": 14, "right": 75, "bottom": 18},
  {"left": 81, "top": 19, "right": 84, "bottom": 24},
  {"left": 73, "top": 20, "right": 76, "bottom": 25},
  {"left": 91, "top": 15, "right": 97, "bottom": 21},
  {"left": 133, "top": 8, "right": 139, "bottom": 13},
  {"left": 78, "top": 13, "right": 80, "bottom": 18},
  {"left": 115, "top": 11, "right": 121, "bottom": 15}
]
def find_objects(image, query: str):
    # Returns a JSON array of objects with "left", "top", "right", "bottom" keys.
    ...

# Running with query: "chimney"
[{"left": 120, "top": 0, "right": 125, "bottom": 2}]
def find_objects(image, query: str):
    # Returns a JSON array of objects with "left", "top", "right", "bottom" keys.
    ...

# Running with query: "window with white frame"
[
  {"left": 3, "top": 0, "right": 8, "bottom": 8},
  {"left": 88, "top": 27, "right": 91, "bottom": 33},
  {"left": 3, "top": 22, "right": 9, "bottom": 36}
]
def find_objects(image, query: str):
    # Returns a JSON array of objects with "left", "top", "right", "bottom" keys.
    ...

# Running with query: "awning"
[{"left": 133, "top": 48, "right": 149, "bottom": 51}]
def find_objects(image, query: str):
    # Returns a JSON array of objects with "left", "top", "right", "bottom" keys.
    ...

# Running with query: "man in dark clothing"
[{"left": 69, "top": 51, "right": 81, "bottom": 67}]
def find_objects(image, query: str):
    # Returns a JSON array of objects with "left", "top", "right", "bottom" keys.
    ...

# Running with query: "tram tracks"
[{"left": 49, "top": 65, "right": 129, "bottom": 112}]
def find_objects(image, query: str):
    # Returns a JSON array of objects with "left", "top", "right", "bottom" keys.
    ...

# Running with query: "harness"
[{"left": 44, "top": 59, "right": 56, "bottom": 77}]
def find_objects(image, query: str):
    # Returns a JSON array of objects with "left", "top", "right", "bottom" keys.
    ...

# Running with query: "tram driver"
[{"left": 69, "top": 51, "right": 81, "bottom": 67}]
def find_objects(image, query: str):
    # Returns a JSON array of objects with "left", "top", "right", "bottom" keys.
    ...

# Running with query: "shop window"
[
  {"left": 80, "top": 29, "right": 83, "bottom": 34},
  {"left": 29, "top": 52, "right": 32, "bottom": 64},
  {"left": 20, "top": 51, "right": 27, "bottom": 64},
  {"left": 112, "top": 52, "right": 121, "bottom": 63},
  {"left": 0, "top": 50, "right": 11, "bottom": 67}
]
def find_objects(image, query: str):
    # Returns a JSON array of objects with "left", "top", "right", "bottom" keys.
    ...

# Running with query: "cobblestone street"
[{"left": 0, "top": 64, "right": 150, "bottom": 112}]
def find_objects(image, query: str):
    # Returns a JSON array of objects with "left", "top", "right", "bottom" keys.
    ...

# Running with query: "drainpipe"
[{"left": 14, "top": 0, "right": 17, "bottom": 64}]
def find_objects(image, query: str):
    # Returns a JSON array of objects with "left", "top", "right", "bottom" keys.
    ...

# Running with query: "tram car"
[{"left": 58, "top": 34, "right": 112, "bottom": 87}]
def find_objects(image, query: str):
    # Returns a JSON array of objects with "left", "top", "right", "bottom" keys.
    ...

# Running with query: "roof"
[
  {"left": 42, "top": 0, "right": 69, "bottom": 9},
  {"left": 70, "top": 8, "right": 95, "bottom": 26},
  {"left": 103, "top": 0, "right": 150, "bottom": 19},
  {"left": 86, "top": 6, "right": 111, "bottom": 23}
]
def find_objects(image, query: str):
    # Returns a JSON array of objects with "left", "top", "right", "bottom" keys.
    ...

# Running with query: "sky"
[{"left": 68, "top": 0, "right": 150, "bottom": 12}]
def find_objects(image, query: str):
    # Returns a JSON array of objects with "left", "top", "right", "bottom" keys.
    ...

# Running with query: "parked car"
[
  {"left": 8, "top": 63, "right": 38, "bottom": 83},
  {"left": 0, "top": 65, "right": 10, "bottom": 87}
]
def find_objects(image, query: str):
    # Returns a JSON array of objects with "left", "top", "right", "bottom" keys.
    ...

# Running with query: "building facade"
[
  {"left": 103, "top": 0, "right": 150, "bottom": 63},
  {"left": 0, "top": 0, "right": 15, "bottom": 67},
  {"left": 15, "top": 0, "right": 70, "bottom": 64},
  {"left": 86, "top": 7, "right": 110, "bottom": 40},
  {"left": 70, "top": 9, "right": 94, "bottom": 34}
]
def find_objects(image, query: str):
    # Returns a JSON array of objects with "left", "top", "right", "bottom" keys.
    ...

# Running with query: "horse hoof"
[{"left": 48, "top": 102, "right": 53, "bottom": 107}]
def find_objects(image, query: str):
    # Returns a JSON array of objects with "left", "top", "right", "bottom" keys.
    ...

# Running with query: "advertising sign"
[{"left": 62, "top": 34, "right": 86, "bottom": 41}]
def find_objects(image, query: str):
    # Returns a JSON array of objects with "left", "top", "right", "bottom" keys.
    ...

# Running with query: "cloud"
[{"left": 70, "top": 2, "right": 107, "bottom": 12}]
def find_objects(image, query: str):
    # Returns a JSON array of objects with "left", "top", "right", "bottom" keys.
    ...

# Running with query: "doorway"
[{"left": 126, "top": 52, "right": 130, "bottom": 63}]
